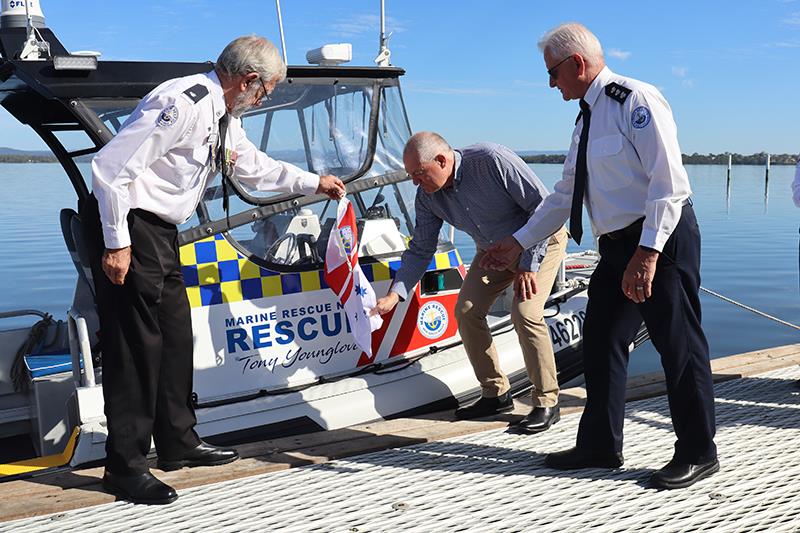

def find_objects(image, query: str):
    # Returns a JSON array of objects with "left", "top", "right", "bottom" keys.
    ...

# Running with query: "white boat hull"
[{"left": 67, "top": 290, "right": 589, "bottom": 466}]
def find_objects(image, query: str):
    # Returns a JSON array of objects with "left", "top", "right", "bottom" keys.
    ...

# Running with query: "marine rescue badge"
[
  {"left": 631, "top": 106, "right": 652, "bottom": 129},
  {"left": 157, "top": 105, "right": 179, "bottom": 127}
]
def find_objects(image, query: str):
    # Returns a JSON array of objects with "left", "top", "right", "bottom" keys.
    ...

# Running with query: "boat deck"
[{"left": 1, "top": 344, "right": 799, "bottom": 531}]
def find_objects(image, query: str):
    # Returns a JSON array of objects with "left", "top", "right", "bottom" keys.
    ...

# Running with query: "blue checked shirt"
[{"left": 391, "top": 143, "right": 552, "bottom": 300}]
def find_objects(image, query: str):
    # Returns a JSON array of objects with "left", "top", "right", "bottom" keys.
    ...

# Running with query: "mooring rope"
[{"left": 700, "top": 286, "right": 800, "bottom": 332}]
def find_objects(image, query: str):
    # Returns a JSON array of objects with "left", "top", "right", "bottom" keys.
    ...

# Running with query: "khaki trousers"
[{"left": 455, "top": 228, "right": 567, "bottom": 407}]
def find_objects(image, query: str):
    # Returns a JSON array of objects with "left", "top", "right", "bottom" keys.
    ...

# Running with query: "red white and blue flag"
[{"left": 324, "top": 198, "right": 383, "bottom": 358}]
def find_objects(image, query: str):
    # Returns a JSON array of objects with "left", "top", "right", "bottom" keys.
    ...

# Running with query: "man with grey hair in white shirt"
[
  {"left": 481, "top": 22, "right": 718, "bottom": 489},
  {"left": 82, "top": 35, "right": 345, "bottom": 505}
]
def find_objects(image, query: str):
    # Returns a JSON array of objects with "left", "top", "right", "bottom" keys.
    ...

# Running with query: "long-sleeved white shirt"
[
  {"left": 513, "top": 66, "right": 691, "bottom": 253},
  {"left": 793, "top": 156, "right": 800, "bottom": 208},
  {"left": 92, "top": 70, "right": 320, "bottom": 249}
]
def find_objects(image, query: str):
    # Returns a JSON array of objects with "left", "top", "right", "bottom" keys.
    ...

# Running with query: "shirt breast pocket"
[
  {"left": 589, "top": 133, "right": 631, "bottom": 190},
  {"left": 179, "top": 145, "right": 212, "bottom": 190},
  {"left": 563, "top": 134, "right": 580, "bottom": 170}
]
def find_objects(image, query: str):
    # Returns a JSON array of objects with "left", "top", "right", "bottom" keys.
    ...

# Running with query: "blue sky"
[{"left": 1, "top": 0, "right": 798, "bottom": 154}]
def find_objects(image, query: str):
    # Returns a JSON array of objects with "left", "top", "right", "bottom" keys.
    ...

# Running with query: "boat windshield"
[{"left": 196, "top": 81, "right": 419, "bottom": 269}]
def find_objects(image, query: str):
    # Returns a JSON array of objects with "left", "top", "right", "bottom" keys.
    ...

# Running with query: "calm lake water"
[{"left": 1, "top": 162, "right": 798, "bottom": 376}]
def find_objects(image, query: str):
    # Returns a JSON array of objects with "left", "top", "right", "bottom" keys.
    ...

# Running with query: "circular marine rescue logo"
[
  {"left": 417, "top": 301, "right": 448, "bottom": 339},
  {"left": 157, "top": 105, "right": 179, "bottom": 127},
  {"left": 631, "top": 106, "right": 651, "bottom": 129}
]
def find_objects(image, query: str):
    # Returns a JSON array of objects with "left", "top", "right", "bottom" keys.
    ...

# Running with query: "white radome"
[{"left": 306, "top": 43, "right": 352, "bottom": 66}]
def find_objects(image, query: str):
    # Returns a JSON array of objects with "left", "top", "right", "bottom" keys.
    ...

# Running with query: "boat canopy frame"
[{"left": 0, "top": 27, "right": 408, "bottom": 243}]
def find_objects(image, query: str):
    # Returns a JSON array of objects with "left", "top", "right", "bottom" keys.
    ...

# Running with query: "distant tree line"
[
  {"left": 520, "top": 152, "right": 797, "bottom": 165},
  {"left": 0, "top": 154, "right": 58, "bottom": 163}
]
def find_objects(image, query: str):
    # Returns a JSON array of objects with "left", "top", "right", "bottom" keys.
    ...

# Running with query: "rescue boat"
[{"left": 0, "top": 1, "right": 647, "bottom": 475}]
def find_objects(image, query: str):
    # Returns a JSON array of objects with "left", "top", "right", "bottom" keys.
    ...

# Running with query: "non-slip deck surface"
[{"left": 2, "top": 353, "right": 799, "bottom": 532}]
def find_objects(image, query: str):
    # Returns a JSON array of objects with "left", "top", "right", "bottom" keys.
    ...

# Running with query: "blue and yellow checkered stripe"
[{"left": 179, "top": 234, "right": 463, "bottom": 309}]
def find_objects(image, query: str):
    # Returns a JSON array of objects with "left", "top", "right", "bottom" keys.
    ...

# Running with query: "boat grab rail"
[
  {"left": 0, "top": 309, "right": 50, "bottom": 321},
  {"left": 67, "top": 309, "right": 95, "bottom": 388}
]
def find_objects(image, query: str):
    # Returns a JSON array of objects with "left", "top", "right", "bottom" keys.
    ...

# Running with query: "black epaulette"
[
  {"left": 183, "top": 84, "right": 209, "bottom": 104},
  {"left": 604, "top": 82, "right": 631, "bottom": 104}
]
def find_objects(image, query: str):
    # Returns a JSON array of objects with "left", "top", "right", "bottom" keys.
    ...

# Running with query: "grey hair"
[
  {"left": 538, "top": 23, "right": 604, "bottom": 65},
  {"left": 404, "top": 131, "right": 452, "bottom": 162},
  {"left": 216, "top": 35, "right": 287, "bottom": 83}
]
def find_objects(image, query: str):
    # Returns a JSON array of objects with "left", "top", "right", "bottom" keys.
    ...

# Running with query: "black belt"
[{"left": 603, "top": 198, "right": 692, "bottom": 241}]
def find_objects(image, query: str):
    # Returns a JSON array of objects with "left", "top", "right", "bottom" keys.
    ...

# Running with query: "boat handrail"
[{"left": 0, "top": 309, "right": 50, "bottom": 321}]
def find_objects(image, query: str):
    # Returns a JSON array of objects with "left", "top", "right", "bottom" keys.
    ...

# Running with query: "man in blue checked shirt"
[{"left": 371, "top": 132, "right": 567, "bottom": 433}]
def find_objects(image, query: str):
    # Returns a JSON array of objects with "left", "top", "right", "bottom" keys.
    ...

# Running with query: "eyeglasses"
[
  {"left": 547, "top": 55, "right": 573, "bottom": 79},
  {"left": 248, "top": 76, "right": 272, "bottom": 102},
  {"left": 257, "top": 77, "right": 271, "bottom": 101}
]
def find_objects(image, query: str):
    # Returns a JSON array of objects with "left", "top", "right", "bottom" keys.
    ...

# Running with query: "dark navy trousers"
[{"left": 576, "top": 205, "right": 717, "bottom": 463}]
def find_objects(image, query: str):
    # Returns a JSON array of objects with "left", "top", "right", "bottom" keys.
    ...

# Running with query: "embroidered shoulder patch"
[
  {"left": 182, "top": 84, "right": 209, "bottom": 104},
  {"left": 156, "top": 104, "right": 179, "bottom": 127},
  {"left": 604, "top": 82, "right": 631, "bottom": 103},
  {"left": 631, "top": 106, "right": 652, "bottom": 129}
]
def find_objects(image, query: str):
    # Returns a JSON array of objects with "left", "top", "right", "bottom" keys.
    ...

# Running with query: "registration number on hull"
[{"left": 548, "top": 310, "right": 586, "bottom": 349}]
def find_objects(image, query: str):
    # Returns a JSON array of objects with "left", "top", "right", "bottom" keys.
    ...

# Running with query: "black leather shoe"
[
  {"left": 157, "top": 441, "right": 240, "bottom": 471},
  {"left": 516, "top": 406, "right": 560, "bottom": 434},
  {"left": 454, "top": 392, "right": 514, "bottom": 420},
  {"left": 545, "top": 447, "right": 624, "bottom": 470},
  {"left": 102, "top": 470, "right": 178, "bottom": 505},
  {"left": 649, "top": 458, "right": 720, "bottom": 489}
]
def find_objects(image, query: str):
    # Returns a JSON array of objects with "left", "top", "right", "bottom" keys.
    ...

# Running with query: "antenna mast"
[
  {"left": 275, "top": 0, "right": 288, "bottom": 65},
  {"left": 374, "top": 0, "right": 391, "bottom": 66}
]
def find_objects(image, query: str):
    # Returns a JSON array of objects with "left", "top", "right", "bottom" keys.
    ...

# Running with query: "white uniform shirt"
[
  {"left": 92, "top": 71, "right": 320, "bottom": 249},
  {"left": 793, "top": 156, "right": 800, "bottom": 208},
  {"left": 513, "top": 66, "right": 691, "bottom": 252}
]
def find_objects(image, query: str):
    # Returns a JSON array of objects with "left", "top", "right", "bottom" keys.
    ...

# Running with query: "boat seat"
[{"left": 59, "top": 208, "right": 95, "bottom": 297}]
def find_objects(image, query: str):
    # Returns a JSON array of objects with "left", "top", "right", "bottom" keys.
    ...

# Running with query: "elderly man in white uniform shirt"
[
  {"left": 481, "top": 23, "right": 718, "bottom": 489},
  {"left": 81, "top": 35, "right": 345, "bottom": 505}
]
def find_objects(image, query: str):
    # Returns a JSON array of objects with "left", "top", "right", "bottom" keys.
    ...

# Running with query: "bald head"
[
  {"left": 403, "top": 131, "right": 453, "bottom": 162},
  {"left": 403, "top": 132, "right": 455, "bottom": 194}
]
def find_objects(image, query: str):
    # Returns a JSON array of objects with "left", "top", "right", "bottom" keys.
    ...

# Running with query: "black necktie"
[
  {"left": 217, "top": 113, "right": 231, "bottom": 226},
  {"left": 570, "top": 98, "right": 591, "bottom": 245}
]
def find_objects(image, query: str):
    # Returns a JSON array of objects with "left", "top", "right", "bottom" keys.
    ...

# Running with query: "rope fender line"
[{"left": 700, "top": 286, "right": 800, "bottom": 332}]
